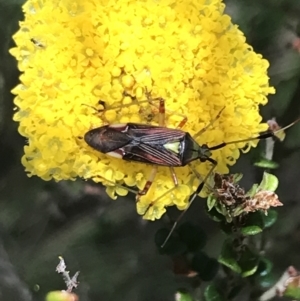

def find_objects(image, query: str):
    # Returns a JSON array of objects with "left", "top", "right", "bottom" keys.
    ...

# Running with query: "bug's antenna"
[
  {"left": 161, "top": 116, "right": 300, "bottom": 248},
  {"left": 161, "top": 157, "right": 217, "bottom": 248},
  {"left": 81, "top": 102, "right": 105, "bottom": 113},
  {"left": 209, "top": 117, "right": 300, "bottom": 151}
]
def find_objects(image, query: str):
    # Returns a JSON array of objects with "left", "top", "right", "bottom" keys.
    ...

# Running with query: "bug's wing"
[
  {"left": 127, "top": 124, "right": 186, "bottom": 144},
  {"left": 123, "top": 124, "right": 186, "bottom": 166},
  {"left": 122, "top": 143, "right": 182, "bottom": 166}
]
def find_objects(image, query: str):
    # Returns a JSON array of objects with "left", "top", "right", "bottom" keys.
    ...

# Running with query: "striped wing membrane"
[{"left": 122, "top": 124, "right": 186, "bottom": 166}]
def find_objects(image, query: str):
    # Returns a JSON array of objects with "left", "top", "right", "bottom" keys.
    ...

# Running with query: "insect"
[{"left": 84, "top": 91, "right": 300, "bottom": 247}]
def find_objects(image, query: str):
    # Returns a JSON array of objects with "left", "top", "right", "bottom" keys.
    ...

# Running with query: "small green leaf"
[
  {"left": 227, "top": 284, "right": 243, "bottom": 299},
  {"left": 191, "top": 251, "right": 208, "bottom": 270},
  {"left": 257, "top": 273, "right": 276, "bottom": 288},
  {"left": 238, "top": 246, "right": 259, "bottom": 277},
  {"left": 201, "top": 258, "right": 219, "bottom": 281},
  {"left": 155, "top": 228, "right": 187, "bottom": 255},
  {"left": 256, "top": 258, "right": 273, "bottom": 277},
  {"left": 258, "top": 172, "right": 279, "bottom": 192},
  {"left": 225, "top": 214, "right": 233, "bottom": 223},
  {"left": 232, "top": 205, "right": 246, "bottom": 217},
  {"left": 204, "top": 284, "right": 225, "bottom": 301},
  {"left": 219, "top": 222, "right": 233, "bottom": 235},
  {"left": 218, "top": 239, "right": 241, "bottom": 274},
  {"left": 241, "top": 225, "right": 262, "bottom": 236},
  {"left": 241, "top": 264, "right": 258, "bottom": 277},
  {"left": 207, "top": 194, "right": 217, "bottom": 211},
  {"left": 242, "top": 212, "right": 264, "bottom": 234},
  {"left": 284, "top": 284, "right": 300, "bottom": 299},
  {"left": 215, "top": 204, "right": 225, "bottom": 215},
  {"left": 262, "top": 209, "right": 278, "bottom": 228},
  {"left": 177, "top": 222, "right": 207, "bottom": 251},
  {"left": 192, "top": 252, "right": 219, "bottom": 281},
  {"left": 246, "top": 183, "right": 259, "bottom": 197},
  {"left": 46, "top": 291, "right": 72, "bottom": 301},
  {"left": 206, "top": 206, "right": 224, "bottom": 222},
  {"left": 176, "top": 290, "right": 194, "bottom": 301},
  {"left": 254, "top": 158, "right": 279, "bottom": 169},
  {"left": 232, "top": 173, "right": 243, "bottom": 182}
]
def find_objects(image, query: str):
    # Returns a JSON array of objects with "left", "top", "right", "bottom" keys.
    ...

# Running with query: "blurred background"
[{"left": 1, "top": 0, "right": 300, "bottom": 300}]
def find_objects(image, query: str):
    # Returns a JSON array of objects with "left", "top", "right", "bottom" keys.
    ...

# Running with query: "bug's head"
[{"left": 198, "top": 144, "right": 212, "bottom": 162}]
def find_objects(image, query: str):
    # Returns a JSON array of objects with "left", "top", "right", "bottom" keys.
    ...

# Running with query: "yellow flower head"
[{"left": 10, "top": 0, "right": 274, "bottom": 220}]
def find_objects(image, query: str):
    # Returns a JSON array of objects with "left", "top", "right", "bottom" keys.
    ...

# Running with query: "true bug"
[{"left": 84, "top": 91, "right": 300, "bottom": 247}]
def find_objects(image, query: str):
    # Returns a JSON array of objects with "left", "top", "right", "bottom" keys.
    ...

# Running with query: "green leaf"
[
  {"left": 238, "top": 246, "right": 259, "bottom": 277},
  {"left": 232, "top": 173, "right": 243, "bottom": 182},
  {"left": 218, "top": 239, "right": 241, "bottom": 274},
  {"left": 262, "top": 209, "right": 278, "bottom": 228},
  {"left": 257, "top": 273, "right": 276, "bottom": 288},
  {"left": 256, "top": 258, "right": 273, "bottom": 277},
  {"left": 241, "top": 225, "right": 262, "bottom": 236},
  {"left": 192, "top": 251, "right": 208, "bottom": 271},
  {"left": 225, "top": 215, "right": 233, "bottom": 223},
  {"left": 192, "top": 251, "right": 219, "bottom": 281},
  {"left": 46, "top": 291, "right": 71, "bottom": 301},
  {"left": 155, "top": 228, "right": 187, "bottom": 255},
  {"left": 254, "top": 158, "right": 279, "bottom": 169},
  {"left": 232, "top": 205, "right": 246, "bottom": 217},
  {"left": 176, "top": 290, "right": 194, "bottom": 301},
  {"left": 219, "top": 222, "right": 233, "bottom": 235},
  {"left": 206, "top": 206, "right": 224, "bottom": 222},
  {"left": 242, "top": 212, "right": 264, "bottom": 235},
  {"left": 258, "top": 172, "right": 279, "bottom": 192},
  {"left": 284, "top": 284, "right": 300, "bottom": 299},
  {"left": 177, "top": 222, "right": 207, "bottom": 251},
  {"left": 215, "top": 205, "right": 231, "bottom": 222},
  {"left": 204, "top": 284, "right": 225, "bottom": 301},
  {"left": 241, "top": 262, "right": 258, "bottom": 277},
  {"left": 207, "top": 194, "right": 217, "bottom": 211},
  {"left": 202, "top": 258, "right": 219, "bottom": 281},
  {"left": 246, "top": 183, "right": 259, "bottom": 197},
  {"left": 227, "top": 284, "right": 244, "bottom": 299}
]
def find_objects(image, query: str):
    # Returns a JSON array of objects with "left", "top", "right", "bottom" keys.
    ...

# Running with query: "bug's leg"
[
  {"left": 142, "top": 167, "right": 179, "bottom": 214},
  {"left": 136, "top": 90, "right": 166, "bottom": 206},
  {"left": 194, "top": 107, "right": 225, "bottom": 139},
  {"left": 161, "top": 158, "right": 217, "bottom": 248},
  {"left": 139, "top": 91, "right": 188, "bottom": 214},
  {"left": 175, "top": 114, "right": 188, "bottom": 130},
  {"left": 93, "top": 176, "right": 140, "bottom": 195},
  {"left": 136, "top": 92, "right": 182, "bottom": 212},
  {"left": 81, "top": 101, "right": 108, "bottom": 125},
  {"left": 124, "top": 89, "right": 188, "bottom": 130},
  {"left": 88, "top": 170, "right": 173, "bottom": 205},
  {"left": 169, "top": 167, "right": 179, "bottom": 186},
  {"left": 141, "top": 171, "right": 180, "bottom": 217},
  {"left": 144, "top": 89, "right": 188, "bottom": 130},
  {"left": 81, "top": 100, "right": 106, "bottom": 113},
  {"left": 136, "top": 166, "right": 158, "bottom": 203},
  {"left": 93, "top": 95, "right": 162, "bottom": 124}
]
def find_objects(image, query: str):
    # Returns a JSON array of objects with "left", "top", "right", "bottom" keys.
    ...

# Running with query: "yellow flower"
[{"left": 10, "top": 0, "right": 274, "bottom": 221}]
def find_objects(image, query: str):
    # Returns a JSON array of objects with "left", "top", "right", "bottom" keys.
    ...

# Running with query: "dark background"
[{"left": 1, "top": 1, "right": 300, "bottom": 300}]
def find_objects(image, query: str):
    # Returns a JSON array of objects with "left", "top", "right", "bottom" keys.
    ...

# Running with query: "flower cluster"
[{"left": 10, "top": 0, "right": 274, "bottom": 220}]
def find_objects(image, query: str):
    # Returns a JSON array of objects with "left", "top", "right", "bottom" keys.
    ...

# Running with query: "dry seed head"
[
  {"left": 212, "top": 173, "right": 283, "bottom": 218},
  {"left": 244, "top": 190, "right": 283, "bottom": 214}
]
